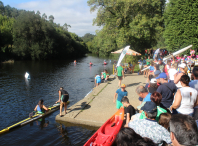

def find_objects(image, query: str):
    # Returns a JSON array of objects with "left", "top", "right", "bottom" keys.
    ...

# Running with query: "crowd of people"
[{"left": 114, "top": 50, "right": 198, "bottom": 146}]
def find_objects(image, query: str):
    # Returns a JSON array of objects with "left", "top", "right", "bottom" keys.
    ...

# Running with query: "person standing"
[
  {"left": 113, "top": 84, "right": 127, "bottom": 109},
  {"left": 56, "top": 87, "right": 69, "bottom": 117},
  {"left": 158, "top": 58, "right": 165, "bottom": 73},
  {"left": 156, "top": 73, "right": 177, "bottom": 109},
  {"left": 117, "top": 63, "right": 125, "bottom": 88}
]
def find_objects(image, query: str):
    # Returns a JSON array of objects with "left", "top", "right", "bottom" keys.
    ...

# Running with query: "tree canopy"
[
  {"left": 87, "top": 0, "right": 166, "bottom": 56},
  {"left": 0, "top": 1, "right": 88, "bottom": 61},
  {"left": 163, "top": 0, "right": 198, "bottom": 51}
]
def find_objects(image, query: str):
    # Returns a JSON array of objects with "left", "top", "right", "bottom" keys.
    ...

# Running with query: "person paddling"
[
  {"left": 89, "top": 61, "right": 93, "bottom": 66},
  {"left": 56, "top": 87, "right": 69, "bottom": 117},
  {"left": 34, "top": 99, "right": 48, "bottom": 114}
]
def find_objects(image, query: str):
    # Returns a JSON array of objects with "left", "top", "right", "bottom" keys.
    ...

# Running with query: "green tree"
[
  {"left": 87, "top": 0, "right": 166, "bottom": 56},
  {"left": 49, "top": 15, "right": 54, "bottom": 23},
  {"left": 163, "top": 0, "right": 198, "bottom": 52},
  {"left": 63, "top": 23, "right": 71, "bottom": 31}
]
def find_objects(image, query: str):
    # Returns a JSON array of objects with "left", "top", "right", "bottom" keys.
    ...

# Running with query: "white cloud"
[{"left": 16, "top": 0, "right": 101, "bottom": 36}]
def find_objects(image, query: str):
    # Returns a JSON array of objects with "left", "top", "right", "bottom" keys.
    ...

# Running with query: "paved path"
[{"left": 55, "top": 73, "right": 146, "bottom": 127}]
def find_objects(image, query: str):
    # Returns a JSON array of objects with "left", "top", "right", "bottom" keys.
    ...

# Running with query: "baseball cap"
[
  {"left": 158, "top": 58, "right": 162, "bottom": 61},
  {"left": 150, "top": 78, "right": 157, "bottom": 83},
  {"left": 178, "top": 63, "right": 186, "bottom": 69},
  {"left": 141, "top": 101, "right": 157, "bottom": 113},
  {"left": 156, "top": 72, "right": 167, "bottom": 79},
  {"left": 121, "top": 84, "right": 126, "bottom": 88}
]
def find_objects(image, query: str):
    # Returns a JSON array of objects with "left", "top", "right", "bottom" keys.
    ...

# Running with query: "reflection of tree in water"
[{"left": 56, "top": 124, "right": 72, "bottom": 145}]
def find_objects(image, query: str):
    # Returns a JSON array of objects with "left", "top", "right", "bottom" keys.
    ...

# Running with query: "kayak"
[
  {"left": 84, "top": 108, "right": 124, "bottom": 146},
  {"left": 0, "top": 101, "right": 69, "bottom": 135}
]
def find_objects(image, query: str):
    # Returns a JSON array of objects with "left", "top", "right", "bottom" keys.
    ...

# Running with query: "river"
[{"left": 0, "top": 55, "right": 114, "bottom": 146}]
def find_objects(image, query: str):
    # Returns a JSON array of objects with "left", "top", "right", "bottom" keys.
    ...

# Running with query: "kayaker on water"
[
  {"left": 34, "top": 99, "right": 48, "bottom": 113},
  {"left": 104, "top": 60, "right": 107, "bottom": 65},
  {"left": 56, "top": 87, "right": 69, "bottom": 117},
  {"left": 89, "top": 61, "right": 93, "bottom": 66}
]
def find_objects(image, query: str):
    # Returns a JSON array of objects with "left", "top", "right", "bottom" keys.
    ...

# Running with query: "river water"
[{"left": 0, "top": 55, "right": 113, "bottom": 146}]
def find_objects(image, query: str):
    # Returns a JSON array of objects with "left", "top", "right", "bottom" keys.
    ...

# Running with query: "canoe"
[
  {"left": 84, "top": 108, "right": 124, "bottom": 146},
  {"left": 0, "top": 101, "right": 69, "bottom": 135}
]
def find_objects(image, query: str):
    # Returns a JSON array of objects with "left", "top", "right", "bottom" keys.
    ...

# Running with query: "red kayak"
[{"left": 84, "top": 108, "right": 124, "bottom": 146}]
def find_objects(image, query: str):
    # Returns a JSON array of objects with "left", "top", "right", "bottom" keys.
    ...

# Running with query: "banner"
[{"left": 116, "top": 46, "right": 130, "bottom": 67}]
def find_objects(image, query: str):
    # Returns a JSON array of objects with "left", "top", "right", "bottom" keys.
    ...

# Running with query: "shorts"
[
  {"left": 118, "top": 76, "right": 122, "bottom": 80},
  {"left": 96, "top": 79, "right": 101, "bottom": 84},
  {"left": 61, "top": 95, "right": 69, "bottom": 102},
  {"left": 116, "top": 100, "right": 123, "bottom": 109},
  {"left": 138, "top": 97, "right": 143, "bottom": 101},
  {"left": 139, "top": 65, "right": 142, "bottom": 69}
]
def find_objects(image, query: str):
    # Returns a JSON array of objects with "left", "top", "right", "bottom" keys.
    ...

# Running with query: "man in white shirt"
[{"left": 189, "top": 67, "right": 198, "bottom": 120}]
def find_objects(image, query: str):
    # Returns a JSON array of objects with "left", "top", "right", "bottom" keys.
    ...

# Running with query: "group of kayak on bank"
[{"left": 34, "top": 87, "right": 69, "bottom": 117}]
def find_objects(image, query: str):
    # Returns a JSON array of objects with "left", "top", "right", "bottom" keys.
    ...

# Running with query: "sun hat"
[
  {"left": 178, "top": 63, "right": 186, "bottom": 68},
  {"left": 150, "top": 78, "right": 157, "bottom": 83},
  {"left": 156, "top": 72, "right": 167, "bottom": 79},
  {"left": 141, "top": 101, "right": 157, "bottom": 113},
  {"left": 121, "top": 84, "right": 126, "bottom": 88}
]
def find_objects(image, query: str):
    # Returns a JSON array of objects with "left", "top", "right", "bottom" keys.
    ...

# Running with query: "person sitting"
[
  {"left": 156, "top": 73, "right": 177, "bottom": 110},
  {"left": 170, "top": 75, "right": 198, "bottom": 116},
  {"left": 121, "top": 97, "right": 136, "bottom": 127},
  {"left": 104, "top": 60, "right": 107, "bottom": 65},
  {"left": 169, "top": 114, "right": 198, "bottom": 146},
  {"left": 95, "top": 74, "right": 101, "bottom": 87},
  {"left": 158, "top": 113, "right": 172, "bottom": 130},
  {"left": 128, "top": 101, "right": 171, "bottom": 145},
  {"left": 132, "top": 91, "right": 167, "bottom": 122},
  {"left": 115, "top": 127, "right": 156, "bottom": 146},
  {"left": 34, "top": 99, "right": 48, "bottom": 114},
  {"left": 136, "top": 86, "right": 151, "bottom": 110},
  {"left": 153, "top": 63, "right": 161, "bottom": 77},
  {"left": 102, "top": 69, "right": 109, "bottom": 81},
  {"left": 158, "top": 58, "right": 165, "bottom": 73}
]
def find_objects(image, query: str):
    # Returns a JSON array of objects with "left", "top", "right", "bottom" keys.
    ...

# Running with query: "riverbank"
[{"left": 55, "top": 73, "right": 146, "bottom": 127}]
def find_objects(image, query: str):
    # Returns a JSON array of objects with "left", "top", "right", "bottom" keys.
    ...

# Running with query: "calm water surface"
[{"left": 0, "top": 55, "right": 113, "bottom": 146}]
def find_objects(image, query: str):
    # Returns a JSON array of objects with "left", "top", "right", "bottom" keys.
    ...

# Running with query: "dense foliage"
[
  {"left": 87, "top": 0, "right": 166, "bottom": 56},
  {"left": 163, "top": 0, "right": 198, "bottom": 52},
  {"left": 0, "top": 1, "right": 87, "bottom": 61},
  {"left": 81, "top": 33, "right": 95, "bottom": 52}
]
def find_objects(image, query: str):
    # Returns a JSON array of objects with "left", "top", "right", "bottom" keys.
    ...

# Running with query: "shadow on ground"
[
  {"left": 126, "top": 82, "right": 141, "bottom": 87},
  {"left": 67, "top": 102, "right": 91, "bottom": 114}
]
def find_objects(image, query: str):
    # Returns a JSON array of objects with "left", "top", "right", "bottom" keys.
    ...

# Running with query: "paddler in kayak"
[
  {"left": 104, "top": 60, "right": 107, "bottom": 65},
  {"left": 56, "top": 87, "right": 69, "bottom": 117},
  {"left": 74, "top": 60, "right": 76, "bottom": 64},
  {"left": 89, "top": 61, "right": 93, "bottom": 66},
  {"left": 34, "top": 99, "right": 48, "bottom": 114}
]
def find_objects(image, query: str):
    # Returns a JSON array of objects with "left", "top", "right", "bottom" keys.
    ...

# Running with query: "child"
[
  {"left": 95, "top": 74, "right": 101, "bottom": 87},
  {"left": 121, "top": 97, "right": 136, "bottom": 127}
]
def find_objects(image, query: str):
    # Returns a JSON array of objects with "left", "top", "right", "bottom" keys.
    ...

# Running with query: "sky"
[{"left": 2, "top": 0, "right": 100, "bottom": 36}]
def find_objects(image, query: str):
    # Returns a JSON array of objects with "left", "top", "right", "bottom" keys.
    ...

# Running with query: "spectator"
[
  {"left": 121, "top": 97, "right": 136, "bottom": 126},
  {"left": 156, "top": 73, "right": 177, "bottom": 109},
  {"left": 154, "top": 64, "right": 161, "bottom": 77},
  {"left": 115, "top": 127, "right": 156, "bottom": 146},
  {"left": 132, "top": 91, "right": 167, "bottom": 122},
  {"left": 148, "top": 78, "right": 158, "bottom": 94},
  {"left": 168, "top": 63, "right": 178, "bottom": 83},
  {"left": 136, "top": 86, "right": 151, "bottom": 110},
  {"left": 164, "top": 60, "right": 171, "bottom": 75},
  {"left": 128, "top": 102, "right": 171, "bottom": 145},
  {"left": 158, "top": 58, "right": 165, "bottom": 73},
  {"left": 190, "top": 67, "right": 198, "bottom": 119},
  {"left": 170, "top": 75, "right": 198, "bottom": 116},
  {"left": 174, "top": 63, "right": 188, "bottom": 88},
  {"left": 113, "top": 84, "right": 127, "bottom": 109},
  {"left": 117, "top": 63, "right": 125, "bottom": 88},
  {"left": 190, "top": 48, "right": 196, "bottom": 58},
  {"left": 169, "top": 114, "right": 198, "bottom": 146},
  {"left": 95, "top": 74, "right": 101, "bottom": 87},
  {"left": 138, "top": 58, "right": 143, "bottom": 71},
  {"left": 158, "top": 113, "right": 171, "bottom": 129}
]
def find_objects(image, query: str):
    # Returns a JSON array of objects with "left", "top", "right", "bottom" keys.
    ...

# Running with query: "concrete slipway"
[{"left": 55, "top": 73, "right": 146, "bottom": 127}]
